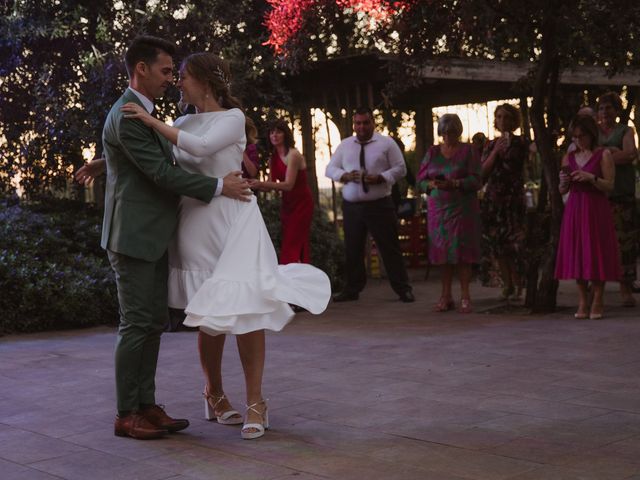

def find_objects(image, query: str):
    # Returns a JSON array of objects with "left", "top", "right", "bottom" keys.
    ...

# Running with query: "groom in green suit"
[{"left": 103, "top": 35, "right": 250, "bottom": 439}]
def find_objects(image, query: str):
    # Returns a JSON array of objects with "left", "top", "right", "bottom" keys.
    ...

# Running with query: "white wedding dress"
[{"left": 167, "top": 109, "right": 330, "bottom": 335}]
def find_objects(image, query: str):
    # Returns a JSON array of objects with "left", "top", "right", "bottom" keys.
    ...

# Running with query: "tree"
[{"left": 0, "top": 0, "right": 290, "bottom": 198}]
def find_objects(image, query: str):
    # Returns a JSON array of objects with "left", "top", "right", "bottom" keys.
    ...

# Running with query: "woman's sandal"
[
  {"left": 434, "top": 297, "right": 454, "bottom": 312},
  {"left": 589, "top": 303, "right": 604, "bottom": 320},
  {"left": 458, "top": 298, "right": 473, "bottom": 314},
  {"left": 241, "top": 399, "right": 269, "bottom": 440},
  {"left": 203, "top": 389, "right": 243, "bottom": 425},
  {"left": 574, "top": 303, "right": 588, "bottom": 319}
]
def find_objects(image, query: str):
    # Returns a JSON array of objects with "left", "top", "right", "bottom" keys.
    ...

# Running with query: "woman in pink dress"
[{"left": 556, "top": 114, "right": 619, "bottom": 319}]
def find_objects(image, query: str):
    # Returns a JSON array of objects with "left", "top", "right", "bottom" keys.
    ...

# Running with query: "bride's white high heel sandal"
[
  {"left": 241, "top": 399, "right": 269, "bottom": 440},
  {"left": 203, "top": 390, "right": 243, "bottom": 425}
]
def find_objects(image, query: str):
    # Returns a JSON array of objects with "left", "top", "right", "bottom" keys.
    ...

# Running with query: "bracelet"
[{"left": 592, "top": 175, "right": 599, "bottom": 184}]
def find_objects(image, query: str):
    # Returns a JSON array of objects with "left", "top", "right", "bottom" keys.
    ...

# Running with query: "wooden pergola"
[{"left": 286, "top": 54, "right": 640, "bottom": 198}]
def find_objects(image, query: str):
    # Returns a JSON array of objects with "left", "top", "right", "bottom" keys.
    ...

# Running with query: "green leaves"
[{"left": 0, "top": 0, "right": 289, "bottom": 198}]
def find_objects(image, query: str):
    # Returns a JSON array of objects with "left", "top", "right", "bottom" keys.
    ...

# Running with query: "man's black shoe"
[
  {"left": 399, "top": 291, "right": 415, "bottom": 303},
  {"left": 333, "top": 292, "right": 359, "bottom": 302}
]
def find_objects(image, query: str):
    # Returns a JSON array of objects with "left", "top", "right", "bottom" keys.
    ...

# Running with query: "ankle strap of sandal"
[
  {"left": 245, "top": 399, "right": 267, "bottom": 415},
  {"left": 203, "top": 390, "right": 227, "bottom": 409}
]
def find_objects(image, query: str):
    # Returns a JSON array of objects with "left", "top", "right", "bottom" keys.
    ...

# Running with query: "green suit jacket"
[{"left": 101, "top": 89, "right": 216, "bottom": 261}]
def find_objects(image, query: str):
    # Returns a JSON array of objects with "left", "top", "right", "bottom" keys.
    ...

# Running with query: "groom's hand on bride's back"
[{"left": 221, "top": 171, "right": 252, "bottom": 202}]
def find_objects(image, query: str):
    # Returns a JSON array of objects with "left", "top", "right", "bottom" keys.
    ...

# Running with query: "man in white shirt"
[{"left": 326, "top": 107, "right": 414, "bottom": 303}]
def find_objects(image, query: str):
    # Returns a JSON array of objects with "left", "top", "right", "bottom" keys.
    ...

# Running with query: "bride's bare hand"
[{"left": 121, "top": 103, "right": 155, "bottom": 126}]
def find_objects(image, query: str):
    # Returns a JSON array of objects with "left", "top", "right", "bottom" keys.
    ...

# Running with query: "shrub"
[
  {"left": 1, "top": 194, "right": 344, "bottom": 335},
  {"left": 0, "top": 197, "right": 117, "bottom": 334}
]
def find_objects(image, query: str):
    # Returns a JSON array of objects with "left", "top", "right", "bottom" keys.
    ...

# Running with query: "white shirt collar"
[
  {"left": 355, "top": 132, "right": 378, "bottom": 145},
  {"left": 128, "top": 87, "right": 155, "bottom": 114}
]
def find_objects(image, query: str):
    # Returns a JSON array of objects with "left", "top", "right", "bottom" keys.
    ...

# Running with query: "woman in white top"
[{"left": 120, "top": 53, "right": 330, "bottom": 439}]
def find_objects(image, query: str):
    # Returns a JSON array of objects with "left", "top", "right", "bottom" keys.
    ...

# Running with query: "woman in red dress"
[{"left": 250, "top": 119, "right": 314, "bottom": 264}]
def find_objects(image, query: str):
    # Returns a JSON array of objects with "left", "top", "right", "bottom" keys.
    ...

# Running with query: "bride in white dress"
[{"left": 121, "top": 52, "right": 330, "bottom": 439}]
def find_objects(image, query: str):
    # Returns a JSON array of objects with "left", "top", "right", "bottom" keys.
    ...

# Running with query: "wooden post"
[
  {"left": 520, "top": 97, "right": 532, "bottom": 140},
  {"left": 322, "top": 92, "right": 338, "bottom": 225},
  {"left": 299, "top": 106, "right": 319, "bottom": 205},
  {"left": 414, "top": 104, "right": 433, "bottom": 161}
]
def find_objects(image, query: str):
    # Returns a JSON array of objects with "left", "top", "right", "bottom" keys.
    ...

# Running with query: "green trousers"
[{"left": 107, "top": 250, "right": 169, "bottom": 413}]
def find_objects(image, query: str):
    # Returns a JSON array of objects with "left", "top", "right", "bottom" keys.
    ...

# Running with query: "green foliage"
[
  {"left": 0, "top": 194, "right": 343, "bottom": 334},
  {"left": 257, "top": 193, "right": 344, "bottom": 290},
  {"left": 0, "top": 197, "right": 118, "bottom": 334},
  {"left": 0, "top": 0, "right": 291, "bottom": 198}
]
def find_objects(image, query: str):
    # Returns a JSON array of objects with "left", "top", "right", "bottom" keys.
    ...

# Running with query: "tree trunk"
[{"left": 528, "top": 9, "right": 563, "bottom": 313}]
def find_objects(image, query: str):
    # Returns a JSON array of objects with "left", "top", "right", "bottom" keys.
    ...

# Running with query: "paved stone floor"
[{"left": 1, "top": 273, "right": 640, "bottom": 480}]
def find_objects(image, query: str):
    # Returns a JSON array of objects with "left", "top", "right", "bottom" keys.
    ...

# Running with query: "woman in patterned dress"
[
  {"left": 417, "top": 114, "right": 482, "bottom": 313},
  {"left": 481, "top": 104, "right": 528, "bottom": 300}
]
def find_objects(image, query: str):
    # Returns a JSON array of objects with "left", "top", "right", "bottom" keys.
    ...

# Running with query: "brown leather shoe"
[
  {"left": 140, "top": 404, "right": 189, "bottom": 433},
  {"left": 114, "top": 413, "right": 167, "bottom": 439}
]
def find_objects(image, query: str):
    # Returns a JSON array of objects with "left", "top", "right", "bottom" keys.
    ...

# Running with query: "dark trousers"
[
  {"left": 342, "top": 196, "right": 411, "bottom": 296},
  {"left": 107, "top": 250, "right": 169, "bottom": 413}
]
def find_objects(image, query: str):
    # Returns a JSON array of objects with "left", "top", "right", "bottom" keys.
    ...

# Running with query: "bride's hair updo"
[{"left": 182, "top": 52, "right": 257, "bottom": 142}]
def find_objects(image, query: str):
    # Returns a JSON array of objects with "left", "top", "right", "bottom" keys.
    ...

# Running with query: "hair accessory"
[{"left": 213, "top": 65, "right": 231, "bottom": 89}]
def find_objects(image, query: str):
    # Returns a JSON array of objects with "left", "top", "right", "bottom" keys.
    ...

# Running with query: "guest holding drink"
[
  {"left": 556, "top": 115, "right": 619, "bottom": 319},
  {"left": 480, "top": 104, "right": 528, "bottom": 300}
]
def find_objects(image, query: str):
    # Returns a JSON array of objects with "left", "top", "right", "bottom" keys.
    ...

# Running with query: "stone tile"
[
  {"left": 64, "top": 428, "right": 199, "bottom": 461},
  {"left": 591, "top": 435, "right": 640, "bottom": 466},
  {"left": 0, "top": 426, "right": 87, "bottom": 464},
  {"left": 485, "top": 437, "right": 583, "bottom": 464},
  {"left": 506, "top": 464, "right": 630, "bottom": 480},
  {"left": 370, "top": 440, "right": 539, "bottom": 479},
  {"left": 3, "top": 278, "right": 640, "bottom": 478},
  {"left": 552, "top": 451, "right": 640, "bottom": 478},
  {"left": 568, "top": 392, "right": 640, "bottom": 413},
  {"left": 473, "top": 395, "right": 609, "bottom": 422},
  {"left": 269, "top": 474, "right": 329, "bottom": 480},
  {"left": 29, "top": 449, "right": 175, "bottom": 480},
  {"left": 143, "top": 444, "right": 301, "bottom": 480},
  {"left": 1, "top": 410, "right": 112, "bottom": 439},
  {"left": 0, "top": 458, "right": 62, "bottom": 480}
]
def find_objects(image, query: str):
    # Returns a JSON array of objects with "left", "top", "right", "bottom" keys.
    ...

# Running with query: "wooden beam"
[{"left": 417, "top": 59, "right": 640, "bottom": 87}]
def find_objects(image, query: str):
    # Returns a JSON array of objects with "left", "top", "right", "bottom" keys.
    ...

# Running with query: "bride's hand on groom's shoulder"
[
  {"left": 222, "top": 171, "right": 252, "bottom": 202},
  {"left": 121, "top": 103, "right": 155, "bottom": 127}
]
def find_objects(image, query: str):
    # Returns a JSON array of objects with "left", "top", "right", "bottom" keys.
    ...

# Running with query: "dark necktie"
[{"left": 359, "top": 142, "right": 369, "bottom": 193}]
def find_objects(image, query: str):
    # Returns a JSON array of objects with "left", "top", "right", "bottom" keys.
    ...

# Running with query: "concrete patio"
[{"left": 1, "top": 274, "right": 640, "bottom": 480}]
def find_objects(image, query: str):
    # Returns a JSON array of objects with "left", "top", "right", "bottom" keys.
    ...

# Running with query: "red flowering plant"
[{"left": 263, "top": 0, "right": 415, "bottom": 67}]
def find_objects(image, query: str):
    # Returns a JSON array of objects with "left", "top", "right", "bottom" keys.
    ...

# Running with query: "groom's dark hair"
[{"left": 125, "top": 35, "right": 176, "bottom": 77}]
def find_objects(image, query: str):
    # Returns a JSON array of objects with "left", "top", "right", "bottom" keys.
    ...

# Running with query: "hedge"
[{"left": 0, "top": 195, "right": 343, "bottom": 335}]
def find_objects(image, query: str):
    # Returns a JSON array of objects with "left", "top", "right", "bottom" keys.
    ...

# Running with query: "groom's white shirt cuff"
[{"left": 128, "top": 87, "right": 223, "bottom": 197}]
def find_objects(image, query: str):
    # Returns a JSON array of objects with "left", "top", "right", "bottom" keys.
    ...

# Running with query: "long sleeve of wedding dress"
[{"left": 176, "top": 109, "right": 245, "bottom": 159}]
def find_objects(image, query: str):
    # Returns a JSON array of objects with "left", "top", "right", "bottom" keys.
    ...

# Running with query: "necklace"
[{"left": 574, "top": 150, "right": 592, "bottom": 168}]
